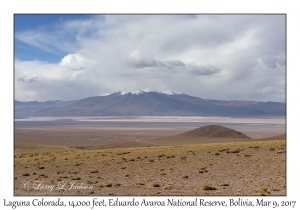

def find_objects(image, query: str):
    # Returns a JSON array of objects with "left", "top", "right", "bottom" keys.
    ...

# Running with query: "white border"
[{"left": 2, "top": 0, "right": 299, "bottom": 209}]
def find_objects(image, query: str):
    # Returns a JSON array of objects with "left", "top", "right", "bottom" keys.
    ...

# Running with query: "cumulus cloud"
[
  {"left": 17, "top": 72, "right": 38, "bottom": 83},
  {"left": 59, "top": 53, "right": 94, "bottom": 70},
  {"left": 14, "top": 15, "right": 286, "bottom": 102}
]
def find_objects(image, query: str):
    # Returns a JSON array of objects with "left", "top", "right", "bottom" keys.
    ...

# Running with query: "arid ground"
[{"left": 14, "top": 119, "right": 286, "bottom": 196}]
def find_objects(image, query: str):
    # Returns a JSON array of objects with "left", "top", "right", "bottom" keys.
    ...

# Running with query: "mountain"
[{"left": 14, "top": 89, "right": 286, "bottom": 118}]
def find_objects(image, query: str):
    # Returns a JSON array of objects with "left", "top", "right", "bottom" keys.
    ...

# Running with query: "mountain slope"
[{"left": 14, "top": 89, "right": 286, "bottom": 117}]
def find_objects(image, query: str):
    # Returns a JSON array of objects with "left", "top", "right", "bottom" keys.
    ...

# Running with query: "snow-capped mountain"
[
  {"left": 106, "top": 88, "right": 185, "bottom": 96},
  {"left": 15, "top": 89, "right": 285, "bottom": 118}
]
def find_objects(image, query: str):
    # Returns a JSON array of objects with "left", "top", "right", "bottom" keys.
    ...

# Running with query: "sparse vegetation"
[
  {"left": 153, "top": 183, "right": 160, "bottom": 187},
  {"left": 182, "top": 175, "right": 189, "bottom": 179},
  {"left": 260, "top": 188, "right": 271, "bottom": 196},
  {"left": 14, "top": 137, "right": 286, "bottom": 196},
  {"left": 203, "top": 185, "right": 217, "bottom": 190},
  {"left": 114, "top": 183, "right": 121, "bottom": 187},
  {"left": 106, "top": 183, "right": 112, "bottom": 187}
]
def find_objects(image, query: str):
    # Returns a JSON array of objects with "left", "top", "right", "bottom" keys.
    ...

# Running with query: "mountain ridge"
[{"left": 14, "top": 89, "right": 285, "bottom": 118}]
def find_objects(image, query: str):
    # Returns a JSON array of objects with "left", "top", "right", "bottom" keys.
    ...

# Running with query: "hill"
[
  {"left": 177, "top": 125, "right": 251, "bottom": 139},
  {"left": 14, "top": 140, "right": 76, "bottom": 154},
  {"left": 139, "top": 125, "right": 252, "bottom": 146},
  {"left": 257, "top": 134, "right": 286, "bottom": 141}
]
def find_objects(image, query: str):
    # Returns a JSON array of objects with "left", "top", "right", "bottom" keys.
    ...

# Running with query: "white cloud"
[
  {"left": 59, "top": 53, "right": 94, "bottom": 70},
  {"left": 17, "top": 72, "right": 38, "bottom": 83},
  {"left": 15, "top": 15, "right": 286, "bottom": 102}
]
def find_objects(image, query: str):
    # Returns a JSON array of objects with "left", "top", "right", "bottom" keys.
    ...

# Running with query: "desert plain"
[{"left": 14, "top": 117, "right": 286, "bottom": 196}]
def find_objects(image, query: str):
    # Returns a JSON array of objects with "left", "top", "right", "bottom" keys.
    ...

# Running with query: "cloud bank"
[{"left": 15, "top": 15, "right": 285, "bottom": 102}]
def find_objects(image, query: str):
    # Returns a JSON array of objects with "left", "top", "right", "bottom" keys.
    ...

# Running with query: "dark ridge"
[
  {"left": 257, "top": 134, "right": 286, "bottom": 141},
  {"left": 177, "top": 125, "right": 251, "bottom": 139}
]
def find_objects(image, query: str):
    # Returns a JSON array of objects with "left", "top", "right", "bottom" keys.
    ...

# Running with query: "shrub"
[
  {"left": 260, "top": 188, "right": 270, "bottom": 196},
  {"left": 114, "top": 183, "right": 121, "bottom": 187},
  {"left": 202, "top": 185, "right": 217, "bottom": 190},
  {"left": 182, "top": 175, "right": 189, "bottom": 179},
  {"left": 153, "top": 183, "right": 160, "bottom": 187}
]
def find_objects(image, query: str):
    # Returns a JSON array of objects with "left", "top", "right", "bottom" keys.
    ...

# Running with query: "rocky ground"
[{"left": 14, "top": 139, "right": 286, "bottom": 196}]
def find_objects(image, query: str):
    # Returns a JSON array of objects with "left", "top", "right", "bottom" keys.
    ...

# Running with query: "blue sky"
[
  {"left": 14, "top": 14, "right": 94, "bottom": 63},
  {"left": 14, "top": 14, "right": 286, "bottom": 102}
]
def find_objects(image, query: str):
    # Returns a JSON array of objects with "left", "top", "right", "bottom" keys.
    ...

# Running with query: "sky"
[{"left": 14, "top": 14, "right": 286, "bottom": 102}]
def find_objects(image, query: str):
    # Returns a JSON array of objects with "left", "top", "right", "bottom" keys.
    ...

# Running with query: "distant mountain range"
[{"left": 14, "top": 89, "right": 286, "bottom": 118}]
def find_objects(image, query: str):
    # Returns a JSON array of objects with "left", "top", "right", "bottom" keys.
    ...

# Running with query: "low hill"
[
  {"left": 139, "top": 125, "right": 252, "bottom": 146},
  {"left": 14, "top": 140, "right": 76, "bottom": 154},
  {"left": 257, "top": 134, "right": 286, "bottom": 141},
  {"left": 177, "top": 125, "right": 251, "bottom": 139}
]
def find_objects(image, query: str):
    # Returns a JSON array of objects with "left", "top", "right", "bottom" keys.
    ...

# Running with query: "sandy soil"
[
  {"left": 14, "top": 127, "right": 189, "bottom": 151},
  {"left": 14, "top": 140, "right": 286, "bottom": 196},
  {"left": 14, "top": 124, "right": 285, "bottom": 151},
  {"left": 14, "top": 122, "right": 286, "bottom": 196}
]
